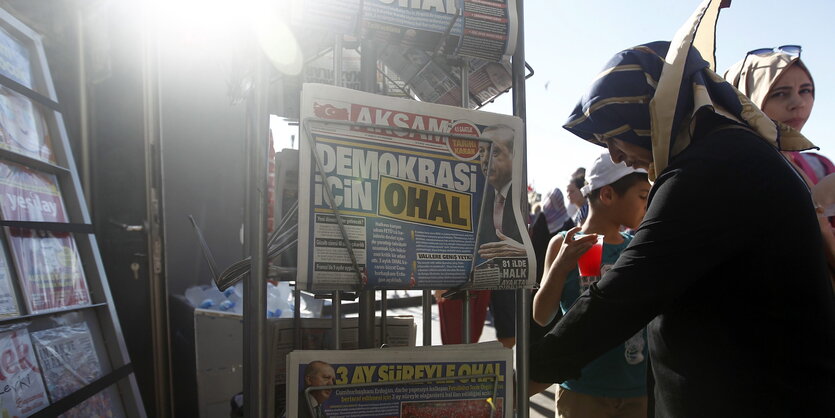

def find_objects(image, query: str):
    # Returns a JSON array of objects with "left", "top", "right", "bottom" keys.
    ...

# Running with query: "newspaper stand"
[{"left": 240, "top": 0, "right": 533, "bottom": 416}]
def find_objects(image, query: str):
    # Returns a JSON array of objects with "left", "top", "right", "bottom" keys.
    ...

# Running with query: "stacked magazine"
[
  {"left": 31, "top": 322, "right": 113, "bottom": 417},
  {"left": 0, "top": 161, "right": 90, "bottom": 314},
  {"left": 0, "top": 327, "right": 49, "bottom": 416},
  {"left": 0, "top": 86, "right": 54, "bottom": 163}
]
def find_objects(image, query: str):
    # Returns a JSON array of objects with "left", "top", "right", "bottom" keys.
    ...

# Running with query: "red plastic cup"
[{"left": 577, "top": 235, "right": 604, "bottom": 277}]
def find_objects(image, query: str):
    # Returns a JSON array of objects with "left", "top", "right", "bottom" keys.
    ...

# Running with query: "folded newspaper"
[
  {"left": 287, "top": 343, "right": 512, "bottom": 418},
  {"left": 297, "top": 83, "right": 536, "bottom": 292}
]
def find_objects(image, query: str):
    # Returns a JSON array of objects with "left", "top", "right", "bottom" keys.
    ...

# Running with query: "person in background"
[
  {"left": 542, "top": 188, "right": 572, "bottom": 236},
  {"left": 723, "top": 46, "right": 833, "bottom": 185},
  {"left": 528, "top": 186, "right": 574, "bottom": 345},
  {"left": 530, "top": 200, "right": 543, "bottom": 222},
  {"left": 724, "top": 46, "right": 835, "bottom": 289},
  {"left": 565, "top": 170, "right": 588, "bottom": 227},
  {"left": 528, "top": 40, "right": 835, "bottom": 417},
  {"left": 534, "top": 152, "right": 650, "bottom": 418}
]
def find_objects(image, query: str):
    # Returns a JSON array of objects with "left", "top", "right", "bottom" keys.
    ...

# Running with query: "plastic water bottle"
[
  {"left": 266, "top": 282, "right": 292, "bottom": 318},
  {"left": 185, "top": 286, "right": 205, "bottom": 308}
]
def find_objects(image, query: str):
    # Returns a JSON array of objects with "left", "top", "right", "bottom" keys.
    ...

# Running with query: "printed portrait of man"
[
  {"left": 299, "top": 360, "right": 335, "bottom": 418},
  {"left": 477, "top": 124, "right": 525, "bottom": 259}
]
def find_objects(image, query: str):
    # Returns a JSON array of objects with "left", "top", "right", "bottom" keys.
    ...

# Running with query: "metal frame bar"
[
  {"left": 242, "top": 50, "right": 270, "bottom": 418},
  {"left": 358, "top": 38, "right": 378, "bottom": 349},
  {"left": 332, "top": 34, "right": 344, "bottom": 350},
  {"left": 512, "top": 0, "right": 530, "bottom": 415}
]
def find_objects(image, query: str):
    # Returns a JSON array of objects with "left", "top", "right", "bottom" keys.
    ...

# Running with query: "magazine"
[
  {"left": 286, "top": 343, "right": 512, "bottom": 418},
  {"left": 0, "top": 25, "right": 33, "bottom": 88},
  {"left": 0, "top": 327, "right": 49, "bottom": 416},
  {"left": 0, "top": 240, "right": 19, "bottom": 318},
  {"left": 0, "top": 161, "right": 90, "bottom": 313},
  {"left": 0, "top": 87, "right": 55, "bottom": 163},
  {"left": 31, "top": 322, "right": 113, "bottom": 417},
  {"left": 297, "top": 83, "right": 535, "bottom": 291}
]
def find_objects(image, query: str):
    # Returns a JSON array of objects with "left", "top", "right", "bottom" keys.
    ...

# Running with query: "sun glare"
[{"left": 143, "top": 0, "right": 302, "bottom": 75}]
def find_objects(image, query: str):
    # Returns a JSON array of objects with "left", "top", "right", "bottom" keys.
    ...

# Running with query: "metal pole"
[
  {"left": 332, "top": 35, "right": 343, "bottom": 350},
  {"left": 460, "top": 59, "right": 472, "bottom": 345},
  {"left": 76, "top": 10, "right": 91, "bottom": 210},
  {"left": 512, "top": 0, "right": 530, "bottom": 415},
  {"left": 332, "top": 291, "right": 342, "bottom": 349},
  {"left": 140, "top": 5, "right": 172, "bottom": 416},
  {"left": 422, "top": 290, "right": 432, "bottom": 346},
  {"left": 358, "top": 38, "right": 378, "bottom": 349},
  {"left": 380, "top": 290, "right": 388, "bottom": 346},
  {"left": 243, "top": 51, "right": 270, "bottom": 418},
  {"left": 294, "top": 287, "right": 301, "bottom": 348}
]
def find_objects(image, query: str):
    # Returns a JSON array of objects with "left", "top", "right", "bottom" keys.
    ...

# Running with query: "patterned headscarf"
[
  {"left": 723, "top": 52, "right": 835, "bottom": 185},
  {"left": 562, "top": 0, "right": 815, "bottom": 181},
  {"left": 723, "top": 52, "right": 813, "bottom": 109},
  {"left": 541, "top": 188, "right": 569, "bottom": 234}
]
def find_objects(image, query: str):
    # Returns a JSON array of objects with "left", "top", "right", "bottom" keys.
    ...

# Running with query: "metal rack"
[
  {"left": 0, "top": 6, "right": 145, "bottom": 417},
  {"left": 242, "top": 0, "right": 530, "bottom": 416}
]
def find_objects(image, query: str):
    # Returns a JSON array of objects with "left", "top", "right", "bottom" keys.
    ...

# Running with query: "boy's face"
[{"left": 611, "top": 180, "right": 651, "bottom": 230}]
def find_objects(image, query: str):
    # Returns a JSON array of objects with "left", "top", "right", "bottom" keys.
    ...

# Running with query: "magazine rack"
[{"left": 0, "top": 7, "right": 144, "bottom": 417}]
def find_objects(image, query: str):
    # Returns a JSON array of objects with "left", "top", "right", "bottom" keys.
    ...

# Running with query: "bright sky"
[{"left": 482, "top": 0, "right": 835, "bottom": 196}]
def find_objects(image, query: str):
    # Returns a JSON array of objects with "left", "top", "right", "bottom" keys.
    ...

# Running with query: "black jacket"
[{"left": 530, "top": 125, "right": 835, "bottom": 417}]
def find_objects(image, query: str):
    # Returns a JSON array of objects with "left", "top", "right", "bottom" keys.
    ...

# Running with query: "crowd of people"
[{"left": 435, "top": 14, "right": 835, "bottom": 418}]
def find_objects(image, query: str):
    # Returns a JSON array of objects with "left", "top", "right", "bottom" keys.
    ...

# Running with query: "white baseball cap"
[{"left": 581, "top": 152, "right": 647, "bottom": 197}]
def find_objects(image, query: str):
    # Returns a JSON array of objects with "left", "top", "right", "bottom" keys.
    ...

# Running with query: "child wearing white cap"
[{"left": 533, "top": 152, "right": 650, "bottom": 418}]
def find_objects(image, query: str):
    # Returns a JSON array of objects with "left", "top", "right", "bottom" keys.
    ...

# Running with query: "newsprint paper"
[
  {"left": 287, "top": 343, "right": 512, "bottom": 418},
  {"left": 298, "top": 83, "right": 535, "bottom": 292}
]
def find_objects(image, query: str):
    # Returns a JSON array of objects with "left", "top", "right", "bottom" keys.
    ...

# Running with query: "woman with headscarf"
[
  {"left": 724, "top": 48, "right": 835, "bottom": 288},
  {"left": 528, "top": 35, "right": 834, "bottom": 418},
  {"left": 723, "top": 48, "right": 834, "bottom": 185}
]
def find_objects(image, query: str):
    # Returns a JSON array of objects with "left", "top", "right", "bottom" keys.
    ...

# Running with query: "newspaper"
[
  {"left": 286, "top": 344, "right": 512, "bottom": 418},
  {"left": 377, "top": 43, "right": 514, "bottom": 109},
  {"left": 287, "top": 0, "right": 517, "bottom": 109},
  {"left": 291, "top": 0, "right": 517, "bottom": 62},
  {"left": 297, "top": 83, "right": 535, "bottom": 291},
  {"left": 31, "top": 322, "right": 113, "bottom": 418},
  {"left": 0, "top": 327, "right": 49, "bottom": 416},
  {"left": 0, "top": 161, "right": 90, "bottom": 313},
  {"left": 269, "top": 316, "right": 416, "bottom": 414}
]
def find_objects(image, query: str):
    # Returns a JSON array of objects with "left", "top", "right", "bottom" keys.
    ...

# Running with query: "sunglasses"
[
  {"left": 745, "top": 44, "right": 801, "bottom": 58},
  {"left": 734, "top": 45, "right": 802, "bottom": 86}
]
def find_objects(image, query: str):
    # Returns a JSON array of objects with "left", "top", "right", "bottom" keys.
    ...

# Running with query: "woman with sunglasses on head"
[
  {"left": 724, "top": 46, "right": 834, "bottom": 186},
  {"left": 724, "top": 47, "right": 835, "bottom": 290},
  {"left": 528, "top": 37, "right": 835, "bottom": 417}
]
